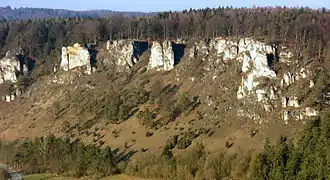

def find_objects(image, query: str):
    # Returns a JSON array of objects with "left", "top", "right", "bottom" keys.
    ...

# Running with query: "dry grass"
[
  {"left": 125, "top": 144, "right": 253, "bottom": 180},
  {"left": 23, "top": 174, "right": 157, "bottom": 180}
]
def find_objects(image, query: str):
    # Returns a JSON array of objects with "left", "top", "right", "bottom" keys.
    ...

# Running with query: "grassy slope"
[{"left": 0, "top": 42, "right": 313, "bottom": 163}]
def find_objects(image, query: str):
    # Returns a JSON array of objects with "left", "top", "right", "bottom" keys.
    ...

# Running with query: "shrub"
[
  {"left": 145, "top": 131, "right": 154, "bottom": 137},
  {"left": 17, "top": 76, "right": 35, "bottom": 91},
  {"left": 162, "top": 146, "right": 173, "bottom": 160},
  {"left": 159, "top": 92, "right": 196, "bottom": 125},
  {"left": 177, "top": 131, "right": 198, "bottom": 150},
  {"left": 150, "top": 80, "right": 164, "bottom": 101},
  {"left": 177, "top": 136, "right": 192, "bottom": 150},
  {"left": 164, "top": 135, "right": 178, "bottom": 150},
  {"left": 137, "top": 109, "right": 156, "bottom": 128}
]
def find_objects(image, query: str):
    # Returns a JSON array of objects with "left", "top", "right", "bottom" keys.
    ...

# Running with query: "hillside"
[
  {"left": 0, "top": 6, "right": 330, "bottom": 180},
  {"left": 0, "top": 36, "right": 328, "bottom": 155}
]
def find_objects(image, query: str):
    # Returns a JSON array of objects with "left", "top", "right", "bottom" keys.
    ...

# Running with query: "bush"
[
  {"left": 145, "top": 131, "right": 154, "bottom": 137},
  {"left": 137, "top": 109, "right": 156, "bottom": 128},
  {"left": 162, "top": 146, "right": 173, "bottom": 160},
  {"left": 164, "top": 135, "right": 178, "bottom": 149},
  {"left": 177, "top": 136, "right": 192, "bottom": 149},
  {"left": 17, "top": 76, "right": 35, "bottom": 91},
  {"left": 150, "top": 80, "right": 164, "bottom": 101},
  {"left": 72, "top": 86, "right": 149, "bottom": 124},
  {"left": 160, "top": 92, "right": 196, "bottom": 124},
  {"left": 177, "top": 131, "right": 198, "bottom": 150}
]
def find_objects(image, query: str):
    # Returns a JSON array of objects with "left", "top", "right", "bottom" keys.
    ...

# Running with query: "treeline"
[
  {"left": 7, "top": 135, "right": 119, "bottom": 177},
  {"left": 1, "top": 7, "right": 330, "bottom": 65},
  {"left": 2, "top": 112, "right": 330, "bottom": 179},
  {"left": 0, "top": 6, "right": 153, "bottom": 20},
  {"left": 250, "top": 112, "right": 330, "bottom": 180}
]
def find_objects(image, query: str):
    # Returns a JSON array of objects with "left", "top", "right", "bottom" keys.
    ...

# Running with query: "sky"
[{"left": 0, "top": 0, "right": 329, "bottom": 12}]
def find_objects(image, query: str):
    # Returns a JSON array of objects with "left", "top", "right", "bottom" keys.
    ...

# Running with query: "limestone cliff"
[
  {"left": 0, "top": 50, "right": 27, "bottom": 102},
  {"left": 60, "top": 43, "right": 91, "bottom": 74},
  {"left": 105, "top": 40, "right": 148, "bottom": 71},
  {"left": 0, "top": 51, "right": 20, "bottom": 84},
  {"left": 149, "top": 41, "right": 175, "bottom": 71},
  {"left": 101, "top": 37, "right": 320, "bottom": 124},
  {"left": 7, "top": 37, "right": 323, "bottom": 124},
  {"left": 183, "top": 37, "right": 319, "bottom": 124}
]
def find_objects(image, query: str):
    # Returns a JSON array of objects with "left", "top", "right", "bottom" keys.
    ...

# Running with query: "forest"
[
  {"left": 0, "top": 6, "right": 153, "bottom": 20},
  {"left": 0, "top": 7, "right": 330, "bottom": 69}
]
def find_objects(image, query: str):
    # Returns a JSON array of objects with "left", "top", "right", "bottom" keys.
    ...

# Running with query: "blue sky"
[{"left": 0, "top": 0, "right": 329, "bottom": 12}]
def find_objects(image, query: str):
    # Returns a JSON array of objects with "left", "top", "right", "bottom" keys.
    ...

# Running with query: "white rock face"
[
  {"left": 210, "top": 38, "right": 238, "bottom": 60},
  {"left": 107, "top": 40, "right": 135, "bottom": 70},
  {"left": 105, "top": 40, "right": 149, "bottom": 71},
  {"left": 280, "top": 68, "right": 310, "bottom": 87},
  {"left": 149, "top": 41, "right": 175, "bottom": 71},
  {"left": 190, "top": 38, "right": 238, "bottom": 61},
  {"left": 189, "top": 40, "right": 209, "bottom": 58},
  {"left": 0, "top": 51, "right": 20, "bottom": 83},
  {"left": 228, "top": 38, "right": 318, "bottom": 122},
  {"left": 187, "top": 37, "right": 318, "bottom": 123},
  {"left": 283, "top": 107, "right": 318, "bottom": 124},
  {"left": 236, "top": 39, "right": 277, "bottom": 100},
  {"left": 61, "top": 43, "right": 91, "bottom": 74},
  {"left": 305, "top": 107, "right": 318, "bottom": 117},
  {"left": 0, "top": 50, "right": 26, "bottom": 102}
]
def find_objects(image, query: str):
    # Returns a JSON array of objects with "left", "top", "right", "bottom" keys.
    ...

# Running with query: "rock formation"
[
  {"left": 106, "top": 40, "right": 148, "bottom": 71},
  {"left": 236, "top": 38, "right": 278, "bottom": 101},
  {"left": 186, "top": 37, "right": 319, "bottom": 123},
  {"left": 0, "top": 51, "right": 20, "bottom": 84},
  {"left": 7, "top": 37, "right": 321, "bottom": 123},
  {"left": 149, "top": 41, "right": 175, "bottom": 71},
  {"left": 0, "top": 49, "right": 28, "bottom": 102},
  {"left": 61, "top": 43, "right": 91, "bottom": 74},
  {"left": 56, "top": 37, "right": 322, "bottom": 124}
]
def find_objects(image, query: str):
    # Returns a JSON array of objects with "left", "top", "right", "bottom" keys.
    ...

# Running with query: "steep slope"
[{"left": 0, "top": 37, "right": 329, "bottom": 156}]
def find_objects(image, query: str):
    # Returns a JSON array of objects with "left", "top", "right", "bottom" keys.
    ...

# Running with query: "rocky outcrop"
[
  {"left": 231, "top": 39, "right": 318, "bottom": 123},
  {"left": 0, "top": 51, "right": 21, "bottom": 84},
  {"left": 29, "top": 37, "right": 325, "bottom": 123},
  {"left": 236, "top": 39, "right": 278, "bottom": 101},
  {"left": 280, "top": 68, "right": 310, "bottom": 87},
  {"left": 186, "top": 37, "right": 319, "bottom": 123},
  {"left": 148, "top": 40, "right": 185, "bottom": 71},
  {"left": 0, "top": 50, "right": 28, "bottom": 102},
  {"left": 61, "top": 43, "right": 91, "bottom": 74},
  {"left": 106, "top": 40, "right": 148, "bottom": 71},
  {"left": 149, "top": 41, "right": 175, "bottom": 71}
]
